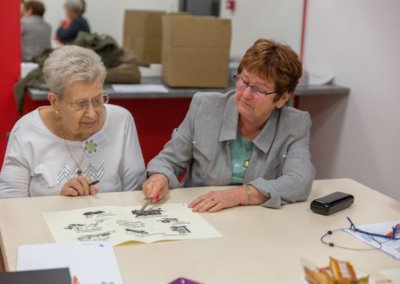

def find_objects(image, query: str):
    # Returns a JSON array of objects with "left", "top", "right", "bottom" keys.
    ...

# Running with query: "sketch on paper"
[
  {"left": 65, "top": 219, "right": 105, "bottom": 233},
  {"left": 43, "top": 204, "right": 222, "bottom": 245},
  {"left": 159, "top": 218, "right": 178, "bottom": 223},
  {"left": 83, "top": 210, "right": 105, "bottom": 217},
  {"left": 77, "top": 231, "right": 114, "bottom": 242},
  {"left": 131, "top": 208, "right": 163, "bottom": 216},
  {"left": 83, "top": 210, "right": 117, "bottom": 219},
  {"left": 171, "top": 225, "right": 191, "bottom": 235},
  {"left": 125, "top": 228, "right": 149, "bottom": 237}
]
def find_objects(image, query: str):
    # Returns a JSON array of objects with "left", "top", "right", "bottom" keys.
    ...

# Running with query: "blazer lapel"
[
  {"left": 219, "top": 92, "right": 238, "bottom": 142},
  {"left": 253, "top": 108, "right": 281, "bottom": 154}
]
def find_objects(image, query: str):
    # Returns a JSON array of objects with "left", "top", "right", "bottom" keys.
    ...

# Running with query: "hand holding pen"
[
  {"left": 60, "top": 178, "right": 100, "bottom": 197},
  {"left": 142, "top": 173, "right": 169, "bottom": 204}
]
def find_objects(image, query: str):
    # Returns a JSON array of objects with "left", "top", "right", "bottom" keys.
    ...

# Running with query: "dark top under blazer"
[
  {"left": 147, "top": 91, "right": 316, "bottom": 208},
  {"left": 56, "top": 16, "right": 90, "bottom": 42}
]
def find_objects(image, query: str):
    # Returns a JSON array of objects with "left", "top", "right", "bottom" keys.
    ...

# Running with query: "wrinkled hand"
[
  {"left": 189, "top": 187, "right": 246, "bottom": 213},
  {"left": 142, "top": 173, "right": 169, "bottom": 203},
  {"left": 60, "top": 176, "right": 98, "bottom": 196}
]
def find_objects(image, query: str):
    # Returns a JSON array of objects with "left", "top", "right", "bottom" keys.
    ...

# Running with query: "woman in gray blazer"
[{"left": 143, "top": 39, "right": 315, "bottom": 212}]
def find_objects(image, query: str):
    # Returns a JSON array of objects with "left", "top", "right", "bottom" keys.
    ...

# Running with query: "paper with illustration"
[
  {"left": 344, "top": 220, "right": 400, "bottom": 259},
  {"left": 43, "top": 203, "right": 222, "bottom": 246}
]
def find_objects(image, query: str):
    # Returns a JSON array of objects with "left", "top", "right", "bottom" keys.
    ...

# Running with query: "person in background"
[
  {"left": 21, "top": 0, "right": 51, "bottom": 61},
  {"left": 20, "top": 0, "right": 25, "bottom": 17},
  {"left": 143, "top": 39, "right": 315, "bottom": 212},
  {"left": 56, "top": 0, "right": 90, "bottom": 43},
  {"left": 0, "top": 46, "right": 145, "bottom": 198}
]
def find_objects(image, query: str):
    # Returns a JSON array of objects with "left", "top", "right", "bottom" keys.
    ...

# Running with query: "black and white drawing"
[
  {"left": 77, "top": 231, "right": 114, "bottom": 242},
  {"left": 43, "top": 204, "right": 222, "bottom": 245},
  {"left": 131, "top": 208, "right": 163, "bottom": 216},
  {"left": 159, "top": 218, "right": 178, "bottom": 223},
  {"left": 171, "top": 225, "right": 191, "bottom": 235},
  {"left": 125, "top": 228, "right": 149, "bottom": 237},
  {"left": 83, "top": 210, "right": 105, "bottom": 217},
  {"left": 64, "top": 219, "right": 105, "bottom": 233}
]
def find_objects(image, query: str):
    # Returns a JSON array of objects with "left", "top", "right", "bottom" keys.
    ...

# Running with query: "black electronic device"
[{"left": 310, "top": 191, "right": 354, "bottom": 215}]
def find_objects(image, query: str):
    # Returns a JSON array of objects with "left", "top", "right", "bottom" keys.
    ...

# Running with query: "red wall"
[{"left": 0, "top": 0, "right": 20, "bottom": 166}]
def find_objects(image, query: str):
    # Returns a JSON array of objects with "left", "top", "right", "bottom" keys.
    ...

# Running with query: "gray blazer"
[
  {"left": 21, "top": 16, "right": 51, "bottom": 61},
  {"left": 147, "top": 91, "right": 316, "bottom": 208}
]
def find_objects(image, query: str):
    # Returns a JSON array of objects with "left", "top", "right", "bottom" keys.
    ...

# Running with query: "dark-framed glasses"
[
  {"left": 347, "top": 217, "right": 400, "bottom": 240},
  {"left": 233, "top": 74, "right": 279, "bottom": 98},
  {"left": 62, "top": 93, "right": 109, "bottom": 111}
]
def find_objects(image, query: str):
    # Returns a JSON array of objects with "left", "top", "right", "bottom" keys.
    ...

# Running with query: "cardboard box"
[
  {"left": 162, "top": 15, "right": 231, "bottom": 88},
  {"left": 123, "top": 10, "right": 165, "bottom": 65}
]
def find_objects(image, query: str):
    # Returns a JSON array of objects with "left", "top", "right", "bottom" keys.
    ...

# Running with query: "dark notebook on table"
[{"left": 0, "top": 267, "right": 71, "bottom": 284}]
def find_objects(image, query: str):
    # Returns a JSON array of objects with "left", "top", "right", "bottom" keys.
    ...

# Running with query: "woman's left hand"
[{"left": 189, "top": 188, "right": 246, "bottom": 213}]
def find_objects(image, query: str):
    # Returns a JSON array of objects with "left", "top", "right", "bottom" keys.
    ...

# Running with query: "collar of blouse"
[{"left": 219, "top": 93, "right": 281, "bottom": 154}]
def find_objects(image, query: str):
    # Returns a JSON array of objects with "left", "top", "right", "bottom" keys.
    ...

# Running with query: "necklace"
[
  {"left": 64, "top": 139, "right": 85, "bottom": 176},
  {"left": 241, "top": 136, "right": 254, "bottom": 168}
]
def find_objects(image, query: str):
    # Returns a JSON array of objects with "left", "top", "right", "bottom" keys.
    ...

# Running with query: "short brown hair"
[
  {"left": 238, "top": 39, "right": 302, "bottom": 101},
  {"left": 24, "top": 1, "right": 46, "bottom": 17}
]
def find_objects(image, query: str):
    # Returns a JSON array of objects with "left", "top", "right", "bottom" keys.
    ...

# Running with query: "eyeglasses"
[
  {"left": 233, "top": 74, "right": 279, "bottom": 98},
  {"left": 347, "top": 217, "right": 400, "bottom": 240},
  {"left": 61, "top": 93, "right": 109, "bottom": 111}
]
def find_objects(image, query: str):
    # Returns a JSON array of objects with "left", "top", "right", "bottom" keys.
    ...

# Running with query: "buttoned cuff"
[{"left": 248, "top": 178, "right": 282, "bottom": 209}]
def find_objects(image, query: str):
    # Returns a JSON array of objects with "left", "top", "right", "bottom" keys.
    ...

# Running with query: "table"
[
  {"left": 1, "top": 179, "right": 397, "bottom": 283},
  {"left": 27, "top": 77, "right": 350, "bottom": 101}
]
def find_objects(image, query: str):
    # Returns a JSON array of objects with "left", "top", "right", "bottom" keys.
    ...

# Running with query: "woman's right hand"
[
  {"left": 60, "top": 176, "right": 98, "bottom": 196},
  {"left": 142, "top": 173, "right": 169, "bottom": 204}
]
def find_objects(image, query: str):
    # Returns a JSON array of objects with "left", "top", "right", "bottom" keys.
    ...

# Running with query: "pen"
[
  {"left": 89, "top": 180, "right": 99, "bottom": 186},
  {"left": 136, "top": 199, "right": 151, "bottom": 217}
]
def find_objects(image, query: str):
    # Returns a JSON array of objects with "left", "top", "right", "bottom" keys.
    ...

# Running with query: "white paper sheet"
[
  {"left": 17, "top": 241, "right": 124, "bottom": 284},
  {"left": 111, "top": 84, "right": 168, "bottom": 93},
  {"left": 344, "top": 220, "right": 400, "bottom": 259},
  {"left": 43, "top": 203, "right": 222, "bottom": 246}
]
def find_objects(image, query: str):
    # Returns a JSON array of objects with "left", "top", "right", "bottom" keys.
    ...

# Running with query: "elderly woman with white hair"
[
  {"left": 57, "top": 0, "right": 89, "bottom": 43},
  {"left": 0, "top": 45, "right": 145, "bottom": 198}
]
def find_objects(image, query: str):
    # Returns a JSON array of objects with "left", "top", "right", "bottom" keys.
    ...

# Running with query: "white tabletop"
[{"left": 0, "top": 179, "right": 398, "bottom": 283}]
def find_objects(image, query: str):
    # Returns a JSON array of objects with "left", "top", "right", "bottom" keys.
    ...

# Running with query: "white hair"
[
  {"left": 64, "top": 0, "right": 84, "bottom": 14},
  {"left": 43, "top": 45, "right": 106, "bottom": 96}
]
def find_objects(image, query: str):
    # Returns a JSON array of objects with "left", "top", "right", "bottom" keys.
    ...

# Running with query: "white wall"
[
  {"left": 302, "top": 0, "right": 400, "bottom": 200},
  {"left": 42, "top": 0, "right": 179, "bottom": 45},
  {"left": 220, "top": 0, "right": 303, "bottom": 58},
  {"left": 42, "top": 0, "right": 303, "bottom": 58}
]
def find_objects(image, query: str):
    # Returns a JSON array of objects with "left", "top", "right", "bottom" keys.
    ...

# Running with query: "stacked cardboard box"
[
  {"left": 161, "top": 15, "right": 232, "bottom": 88},
  {"left": 123, "top": 10, "right": 165, "bottom": 65}
]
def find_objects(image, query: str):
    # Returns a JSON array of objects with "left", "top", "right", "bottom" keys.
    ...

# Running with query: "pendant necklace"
[
  {"left": 64, "top": 139, "right": 85, "bottom": 176},
  {"left": 242, "top": 136, "right": 253, "bottom": 169}
]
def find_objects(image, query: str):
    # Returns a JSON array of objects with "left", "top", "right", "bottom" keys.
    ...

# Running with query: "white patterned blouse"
[{"left": 0, "top": 104, "right": 145, "bottom": 198}]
